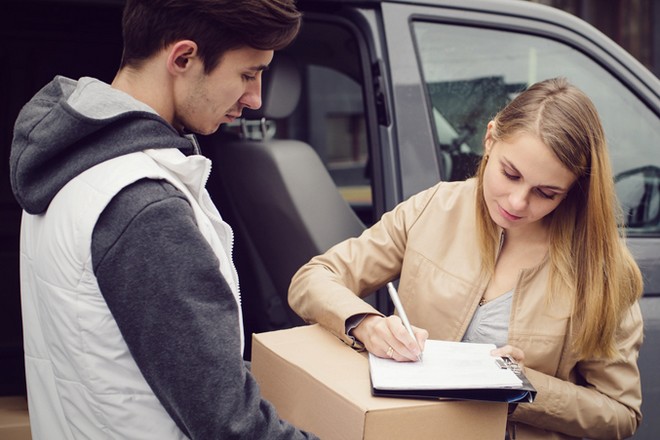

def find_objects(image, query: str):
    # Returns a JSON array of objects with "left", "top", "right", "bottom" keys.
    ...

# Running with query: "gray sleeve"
[{"left": 92, "top": 178, "right": 318, "bottom": 440}]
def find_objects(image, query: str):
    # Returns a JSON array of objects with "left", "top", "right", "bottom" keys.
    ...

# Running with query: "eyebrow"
[
  {"left": 502, "top": 158, "right": 569, "bottom": 192},
  {"left": 249, "top": 64, "right": 270, "bottom": 72}
]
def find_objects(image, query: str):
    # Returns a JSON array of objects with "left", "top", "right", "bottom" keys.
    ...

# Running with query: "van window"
[
  {"left": 305, "top": 65, "right": 371, "bottom": 222},
  {"left": 413, "top": 22, "right": 660, "bottom": 235},
  {"left": 270, "top": 20, "right": 372, "bottom": 224}
]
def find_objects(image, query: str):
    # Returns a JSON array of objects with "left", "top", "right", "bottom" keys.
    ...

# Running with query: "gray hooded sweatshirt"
[{"left": 10, "top": 76, "right": 317, "bottom": 440}]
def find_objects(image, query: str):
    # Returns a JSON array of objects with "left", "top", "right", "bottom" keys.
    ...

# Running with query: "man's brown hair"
[{"left": 120, "top": 0, "right": 301, "bottom": 73}]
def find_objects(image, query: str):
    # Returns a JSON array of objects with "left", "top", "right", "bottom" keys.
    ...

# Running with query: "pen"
[{"left": 386, "top": 282, "right": 423, "bottom": 361}]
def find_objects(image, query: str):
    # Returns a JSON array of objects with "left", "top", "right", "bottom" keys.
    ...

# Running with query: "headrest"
[{"left": 243, "top": 53, "right": 301, "bottom": 120}]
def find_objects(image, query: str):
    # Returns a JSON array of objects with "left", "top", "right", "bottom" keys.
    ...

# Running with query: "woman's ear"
[{"left": 166, "top": 40, "right": 198, "bottom": 75}]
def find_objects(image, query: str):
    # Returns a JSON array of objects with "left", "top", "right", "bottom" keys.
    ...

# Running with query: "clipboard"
[{"left": 369, "top": 340, "right": 536, "bottom": 404}]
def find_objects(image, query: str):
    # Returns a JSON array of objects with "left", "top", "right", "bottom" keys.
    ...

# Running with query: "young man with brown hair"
[{"left": 10, "top": 1, "right": 317, "bottom": 438}]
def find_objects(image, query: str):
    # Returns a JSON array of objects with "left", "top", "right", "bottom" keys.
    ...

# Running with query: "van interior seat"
[{"left": 201, "top": 54, "right": 366, "bottom": 340}]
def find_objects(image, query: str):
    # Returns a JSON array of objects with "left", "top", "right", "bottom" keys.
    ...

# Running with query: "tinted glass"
[
  {"left": 413, "top": 22, "right": 660, "bottom": 234},
  {"left": 305, "top": 65, "right": 371, "bottom": 220}
]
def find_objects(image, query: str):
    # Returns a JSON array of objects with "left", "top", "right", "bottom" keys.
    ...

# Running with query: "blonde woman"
[{"left": 289, "top": 78, "right": 643, "bottom": 439}]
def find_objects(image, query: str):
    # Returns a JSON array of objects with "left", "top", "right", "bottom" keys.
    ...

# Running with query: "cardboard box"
[
  {"left": 251, "top": 324, "right": 507, "bottom": 439},
  {"left": 0, "top": 396, "right": 31, "bottom": 440}
]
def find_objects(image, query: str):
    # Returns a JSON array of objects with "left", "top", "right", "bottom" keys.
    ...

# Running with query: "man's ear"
[{"left": 166, "top": 40, "right": 198, "bottom": 75}]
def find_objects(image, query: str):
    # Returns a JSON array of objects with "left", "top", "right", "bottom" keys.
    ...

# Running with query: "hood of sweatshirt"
[{"left": 10, "top": 76, "right": 195, "bottom": 214}]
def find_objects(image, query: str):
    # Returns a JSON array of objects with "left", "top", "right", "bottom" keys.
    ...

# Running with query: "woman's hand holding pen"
[{"left": 352, "top": 315, "right": 428, "bottom": 362}]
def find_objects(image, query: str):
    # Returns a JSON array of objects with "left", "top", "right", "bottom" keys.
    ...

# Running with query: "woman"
[{"left": 288, "top": 78, "right": 643, "bottom": 439}]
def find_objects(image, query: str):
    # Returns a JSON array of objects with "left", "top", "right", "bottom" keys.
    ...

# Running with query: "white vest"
[{"left": 20, "top": 149, "right": 242, "bottom": 439}]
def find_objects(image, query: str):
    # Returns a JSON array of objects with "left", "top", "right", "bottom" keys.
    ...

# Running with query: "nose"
[
  {"left": 509, "top": 186, "right": 530, "bottom": 212},
  {"left": 240, "top": 78, "right": 263, "bottom": 110}
]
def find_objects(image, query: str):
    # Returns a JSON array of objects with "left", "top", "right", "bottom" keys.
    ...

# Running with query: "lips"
[{"left": 498, "top": 204, "right": 522, "bottom": 221}]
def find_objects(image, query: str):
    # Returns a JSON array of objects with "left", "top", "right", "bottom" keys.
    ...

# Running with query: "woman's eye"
[
  {"left": 243, "top": 74, "right": 257, "bottom": 81},
  {"left": 536, "top": 189, "right": 556, "bottom": 200},
  {"left": 501, "top": 169, "right": 518, "bottom": 180}
]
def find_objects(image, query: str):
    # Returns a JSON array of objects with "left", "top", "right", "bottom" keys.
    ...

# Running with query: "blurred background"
[{"left": 526, "top": 0, "right": 658, "bottom": 77}]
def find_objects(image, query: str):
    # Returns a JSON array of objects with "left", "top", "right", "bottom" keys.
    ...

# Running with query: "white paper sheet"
[{"left": 369, "top": 340, "right": 523, "bottom": 390}]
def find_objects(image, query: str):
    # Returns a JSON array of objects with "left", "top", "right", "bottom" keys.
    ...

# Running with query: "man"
[{"left": 9, "top": 0, "right": 318, "bottom": 438}]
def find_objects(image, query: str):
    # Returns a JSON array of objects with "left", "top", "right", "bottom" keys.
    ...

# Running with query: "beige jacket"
[{"left": 289, "top": 179, "right": 643, "bottom": 440}]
